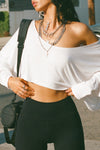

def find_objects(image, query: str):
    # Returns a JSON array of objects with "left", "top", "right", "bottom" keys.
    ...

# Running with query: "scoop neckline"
[{"left": 32, "top": 20, "right": 100, "bottom": 50}]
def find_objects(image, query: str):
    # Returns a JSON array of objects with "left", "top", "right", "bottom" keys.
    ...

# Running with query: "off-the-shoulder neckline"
[{"left": 32, "top": 20, "right": 100, "bottom": 50}]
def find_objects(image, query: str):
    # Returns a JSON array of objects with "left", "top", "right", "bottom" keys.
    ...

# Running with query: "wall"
[
  {"left": 9, "top": 0, "right": 40, "bottom": 35},
  {"left": 75, "top": 0, "right": 100, "bottom": 26},
  {"left": 9, "top": 10, "right": 39, "bottom": 35},
  {"left": 95, "top": 0, "right": 100, "bottom": 24},
  {"left": 75, "top": 0, "right": 89, "bottom": 25}
]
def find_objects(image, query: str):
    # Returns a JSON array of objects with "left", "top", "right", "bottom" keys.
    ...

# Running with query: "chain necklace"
[
  {"left": 38, "top": 20, "right": 66, "bottom": 56},
  {"left": 38, "top": 22, "right": 53, "bottom": 56},
  {"left": 38, "top": 37, "right": 53, "bottom": 56},
  {"left": 42, "top": 21, "right": 63, "bottom": 38},
  {"left": 45, "top": 22, "right": 50, "bottom": 31}
]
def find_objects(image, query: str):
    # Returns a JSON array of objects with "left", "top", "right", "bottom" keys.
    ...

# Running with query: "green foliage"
[{"left": 0, "top": 11, "right": 9, "bottom": 37}]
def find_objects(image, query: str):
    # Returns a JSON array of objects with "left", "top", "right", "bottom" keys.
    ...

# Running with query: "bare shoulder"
[
  {"left": 68, "top": 22, "right": 90, "bottom": 36},
  {"left": 66, "top": 21, "right": 98, "bottom": 44}
]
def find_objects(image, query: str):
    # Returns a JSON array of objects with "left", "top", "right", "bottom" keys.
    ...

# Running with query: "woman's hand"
[
  {"left": 8, "top": 76, "right": 35, "bottom": 99},
  {"left": 65, "top": 88, "right": 75, "bottom": 97}
]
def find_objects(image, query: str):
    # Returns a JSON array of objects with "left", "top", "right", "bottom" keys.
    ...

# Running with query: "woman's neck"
[{"left": 43, "top": 4, "right": 61, "bottom": 31}]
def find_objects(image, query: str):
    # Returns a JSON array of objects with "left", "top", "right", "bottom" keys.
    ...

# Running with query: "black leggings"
[{"left": 15, "top": 96, "right": 85, "bottom": 150}]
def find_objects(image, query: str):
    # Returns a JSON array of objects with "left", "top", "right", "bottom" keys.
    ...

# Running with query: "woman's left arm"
[
  {"left": 66, "top": 72, "right": 100, "bottom": 99},
  {"left": 65, "top": 23, "right": 100, "bottom": 99}
]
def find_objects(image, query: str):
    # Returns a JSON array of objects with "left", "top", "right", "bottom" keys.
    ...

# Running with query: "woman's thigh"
[
  {"left": 53, "top": 103, "right": 85, "bottom": 150},
  {"left": 15, "top": 119, "right": 47, "bottom": 150},
  {"left": 15, "top": 100, "right": 48, "bottom": 150}
]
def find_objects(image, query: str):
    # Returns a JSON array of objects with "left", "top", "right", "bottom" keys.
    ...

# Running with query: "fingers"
[
  {"left": 65, "top": 88, "right": 72, "bottom": 93},
  {"left": 17, "top": 85, "right": 35, "bottom": 99},
  {"left": 67, "top": 92, "right": 73, "bottom": 96},
  {"left": 65, "top": 88, "right": 74, "bottom": 97},
  {"left": 17, "top": 89, "right": 34, "bottom": 99},
  {"left": 20, "top": 78, "right": 29, "bottom": 86},
  {"left": 10, "top": 77, "right": 35, "bottom": 99},
  {"left": 22, "top": 84, "right": 35, "bottom": 92},
  {"left": 20, "top": 79, "right": 35, "bottom": 92}
]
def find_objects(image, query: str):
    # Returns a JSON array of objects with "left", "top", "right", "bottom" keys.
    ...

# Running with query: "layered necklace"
[
  {"left": 38, "top": 20, "right": 66, "bottom": 56},
  {"left": 42, "top": 22, "right": 63, "bottom": 38}
]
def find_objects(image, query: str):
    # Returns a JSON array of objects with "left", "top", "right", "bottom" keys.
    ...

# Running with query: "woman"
[{"left": 0, "top": 0, "right": 100, "bottom": 150}]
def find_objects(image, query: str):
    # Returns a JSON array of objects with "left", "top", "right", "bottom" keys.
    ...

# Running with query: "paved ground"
[
  {"left": 0, "top": 141, "right": 100, "bottom": 150},
  {"left": 0, "top": 37, "right": 11, "bottom": 50},
  {"left": 0, "top": 37, "right": 100, "bottom": 150},
  {"left": 1, "top": 139, "right": 99, "bottom": 150}
]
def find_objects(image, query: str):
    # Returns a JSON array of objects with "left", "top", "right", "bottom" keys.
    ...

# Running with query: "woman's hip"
[{"left": 18, "top": 96, "right": 81, "bottom": 122}]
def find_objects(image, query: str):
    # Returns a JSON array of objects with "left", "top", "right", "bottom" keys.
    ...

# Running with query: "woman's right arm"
[
  {"left": 0, "top": 29, "right": 19, "bottom": 87},
  {"left": 0, "top": 29, "right": 34, "bottom": 99},
  {"left": 8, "top": 76, "right": 35, "bottom": 99}
]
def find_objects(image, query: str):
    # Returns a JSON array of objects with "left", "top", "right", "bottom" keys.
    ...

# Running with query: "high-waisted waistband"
[
  {"left": 25, "top": 96, "right": 75, "bottom": 112},
  {"left": 20, "top": 96, "right": 78, "bottom": 120},
  {"left": 26, "top": 96, "right": 72, "bottom": 105}
]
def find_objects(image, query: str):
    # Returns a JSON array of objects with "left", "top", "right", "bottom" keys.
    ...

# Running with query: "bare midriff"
[{"left": 28, "top": 82, "right": 68, "bottom": 103}]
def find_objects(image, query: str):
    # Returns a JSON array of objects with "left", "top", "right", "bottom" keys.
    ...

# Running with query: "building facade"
[
  {"left": 9, "top": 0, "right": 39, "bottom": 34},
  {"left": 75, "top": 0, "right": 100, "bottom": 26},
  {"left": 0, "top": 0, "right": 9, "bottom": 11}
]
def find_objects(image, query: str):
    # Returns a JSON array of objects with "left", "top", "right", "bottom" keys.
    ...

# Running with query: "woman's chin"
[
  {"left": 34, "top": 8, "right": 42, "bottom": 12},
  {"left": 34, "top": 6, "right": 46, "bottom": 13}
]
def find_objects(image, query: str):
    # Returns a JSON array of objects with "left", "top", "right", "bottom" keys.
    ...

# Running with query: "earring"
[
  {"left": 59, "top": 4, "right": 62, "bottom": 8},
  {"left": 39, "top": 11, "right": 44, "bottom": 18},
  {"left": 60, "top": 3, "right": 62, "bottom": 8}
]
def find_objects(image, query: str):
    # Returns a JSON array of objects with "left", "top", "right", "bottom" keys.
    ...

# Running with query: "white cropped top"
[{"left": 1, "top": 20, "right": 100, "bottom": 111}]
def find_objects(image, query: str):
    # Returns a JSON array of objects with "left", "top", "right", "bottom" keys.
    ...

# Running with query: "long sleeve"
[
  {"left": 72, "top": 71, "right": 100, "bottom": 100},
  {"left": 0, "top": 29, "right": 19, "bottom": 88}
]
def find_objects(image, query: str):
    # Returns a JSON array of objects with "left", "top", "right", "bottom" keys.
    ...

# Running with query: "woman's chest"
[{"left": 20, "top": 33, "right": 83, "bottom": 69}]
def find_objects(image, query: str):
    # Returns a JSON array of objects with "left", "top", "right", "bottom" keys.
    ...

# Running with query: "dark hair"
[{"left": 52, "top": 0, "right": 80, "bottom": 24}]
